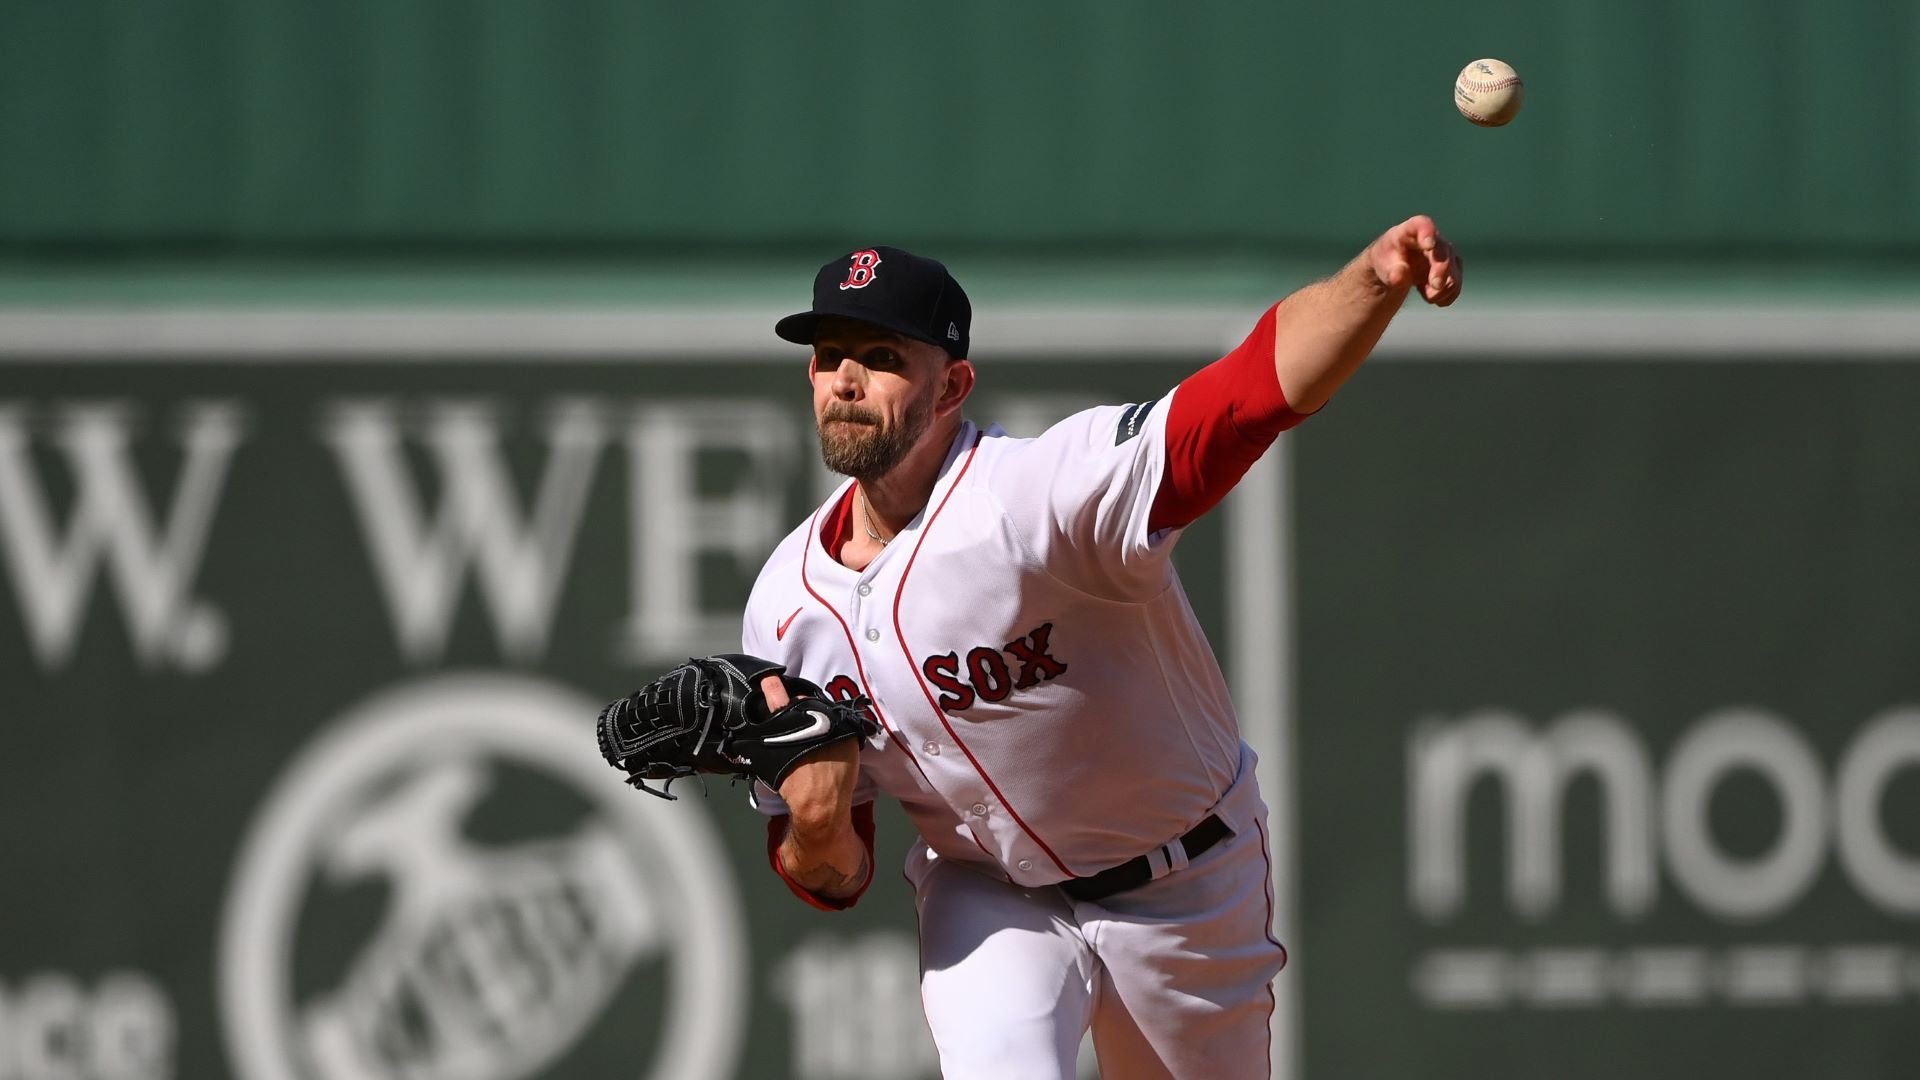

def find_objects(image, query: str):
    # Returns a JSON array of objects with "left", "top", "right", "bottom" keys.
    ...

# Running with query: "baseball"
[{"left": 1454, "top": 58, "right": 1524, "bottom": 127}]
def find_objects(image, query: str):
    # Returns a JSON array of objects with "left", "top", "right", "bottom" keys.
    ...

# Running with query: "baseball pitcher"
[{"left": 599, "top": 220, "right": 1462, "bottom": 1078}]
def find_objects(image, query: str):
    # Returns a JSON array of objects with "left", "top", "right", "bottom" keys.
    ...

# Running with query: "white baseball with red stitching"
[{"left": 1454, "top": 57, "right": 1525, "bottom": 127}]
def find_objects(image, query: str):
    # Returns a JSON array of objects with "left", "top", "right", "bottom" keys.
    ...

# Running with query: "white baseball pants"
[{"left": 905, "top": 766, "right": 1286, "bottom": 1079}]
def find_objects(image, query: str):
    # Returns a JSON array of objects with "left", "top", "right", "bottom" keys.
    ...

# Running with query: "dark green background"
[
  {"left": 1297, "top": 360, "right": 1920, "bottom": 1079},
  {"left": 2, "top": 1, "right": 1914, "bottom": 261},
  {"left": 5, "top": 353, "right": 1919, "bottom": 1077}
]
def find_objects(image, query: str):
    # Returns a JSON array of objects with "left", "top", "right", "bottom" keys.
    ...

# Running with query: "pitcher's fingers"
[
  {"left": 1406, "top": 214, "right": 1440, "bottom": 252},
  {"left": 1426, "top": 239, "right": 1459, "bottom": 293},
  {"left": 1381, "top": 251, "right": 1414, "bottom": 288},
  {"left": 760, "top": 673, "right": 791, "bottom": 710}
]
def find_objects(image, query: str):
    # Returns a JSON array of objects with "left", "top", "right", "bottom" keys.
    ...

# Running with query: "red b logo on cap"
[{"left": 838, "top": 250, "right": 882, "bottom": 290}]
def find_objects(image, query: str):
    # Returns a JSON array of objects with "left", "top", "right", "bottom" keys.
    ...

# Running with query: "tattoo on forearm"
[{"left": 802, "top": 848, "right": 871, "bottom": 898}]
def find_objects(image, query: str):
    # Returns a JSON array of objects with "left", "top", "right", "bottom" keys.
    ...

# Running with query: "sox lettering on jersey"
[
  {"left": 822, "top": 673, "right": 881, "bottom": 728},
  {"left": 837, "top": 250, "right": 882, "bottom": 290},
  {"left": 919, "top": 623, "right": 1068, "bottom": 712}
]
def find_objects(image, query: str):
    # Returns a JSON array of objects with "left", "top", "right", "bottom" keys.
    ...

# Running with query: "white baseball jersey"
[{"left": 742, "top": 391, "right": 1248, "bottom": 888}]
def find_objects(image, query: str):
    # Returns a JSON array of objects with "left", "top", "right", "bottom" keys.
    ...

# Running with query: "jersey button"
[
  {"left": 858, "top": 583, "right": 872, "bottom": 597},
  {"left": 1017, "top": 859, "right": 1034, "bottom": 872},
  {"left": 970, "top": 802, "right": 988, "bottom": 817},
  {"left": 922, "top": 741, "right": 940, "bottom": 756},
  {"left": 865, "top": 628, "right": 880, "bottom": 641}
]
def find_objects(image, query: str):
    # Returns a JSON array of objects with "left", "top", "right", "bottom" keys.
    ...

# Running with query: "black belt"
[{"left": 1059, "top": 815, "right": 1232, "bottom": 902}]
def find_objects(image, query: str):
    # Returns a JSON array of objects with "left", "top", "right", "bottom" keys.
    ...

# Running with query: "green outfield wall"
[
  {"left": 3, "top": 1, "right": 1915, "bottom": 259},
  {"left": 2, "top": 3, "right": 1917, "bottom": 1076}
]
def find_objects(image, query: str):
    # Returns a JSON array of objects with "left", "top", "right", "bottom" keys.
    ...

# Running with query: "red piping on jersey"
[
  {"left": 1254, "top": 814, "right": 1285, "bottom": 1077},
  {"left": 801, "top": 490, "right": 937, "bottom": 789},
  {"left": 892, "top": 432, "right": 1077, "bottom": 880},
  {"left": 961, "top": 823, "right": 997, "bottom": 862},
  {"left": 1254, "top": 815, "right": 1288, "bottom": 969}
]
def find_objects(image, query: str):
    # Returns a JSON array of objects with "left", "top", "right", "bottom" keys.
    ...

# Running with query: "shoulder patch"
[{"left": 1114, "top": 398, "right": 1159, "bottom": 445}]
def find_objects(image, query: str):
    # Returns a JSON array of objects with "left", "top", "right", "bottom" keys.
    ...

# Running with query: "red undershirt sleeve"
[
  {"left": 1148, "top": 302, "right": 1309, "bottom": 533},
  {"left": 764, "top": 801, "right": 878, "bottom": 911}
]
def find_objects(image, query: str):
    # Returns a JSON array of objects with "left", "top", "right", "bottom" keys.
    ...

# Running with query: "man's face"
[{"left": 809, "top": 319, "right": 950, "bottom": 479}]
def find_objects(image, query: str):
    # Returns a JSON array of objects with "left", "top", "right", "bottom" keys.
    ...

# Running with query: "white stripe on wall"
[
  {"left": 1229, "top": 449, "right": 1299, "bottom": 1080},
  {"left": 0, "top": 301, "right": 1915, "bottom": 360}
]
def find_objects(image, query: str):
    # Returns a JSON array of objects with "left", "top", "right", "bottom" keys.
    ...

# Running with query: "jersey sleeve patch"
[{"left": 1115, "top": 398, "right": 1160, "bottom": 445}]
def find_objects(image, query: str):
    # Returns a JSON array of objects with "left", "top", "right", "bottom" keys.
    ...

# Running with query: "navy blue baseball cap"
[{"left": 775, "top": 246, "right": 971, "bottom": 358}]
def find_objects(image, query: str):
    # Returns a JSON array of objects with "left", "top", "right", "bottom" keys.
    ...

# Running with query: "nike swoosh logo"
[
  {"left": 776, "top": 607, "right": 802, "bottom": 640},
  {"left": 763, "top": 709, "right": 834, "bottom": 744}
]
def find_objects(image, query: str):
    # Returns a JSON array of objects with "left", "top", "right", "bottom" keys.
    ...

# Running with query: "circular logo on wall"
[{"left": 219, "top": 673, "right": 745, "bottom": 1080}]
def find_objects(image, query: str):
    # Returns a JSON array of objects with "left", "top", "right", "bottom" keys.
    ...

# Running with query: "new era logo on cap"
[{"left": 774, "top": 245, "right": 973, "bottom": 359}]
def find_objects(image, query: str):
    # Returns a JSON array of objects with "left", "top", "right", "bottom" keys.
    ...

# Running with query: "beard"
[{"left": 816, "top": 392, "right": 935, "bottom": 479}]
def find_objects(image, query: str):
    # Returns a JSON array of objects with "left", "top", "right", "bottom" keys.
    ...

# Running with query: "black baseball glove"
[{"left": 596, "top": 653, "right": 877, "bottom": 799}]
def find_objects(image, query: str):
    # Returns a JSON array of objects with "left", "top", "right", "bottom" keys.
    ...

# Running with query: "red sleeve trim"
[
  {"left": 1148, "top": 303, "right": 1308, "bottom": 532},
  {"left": 765, "top": 801, "right": 878, "bottom": 911}
]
